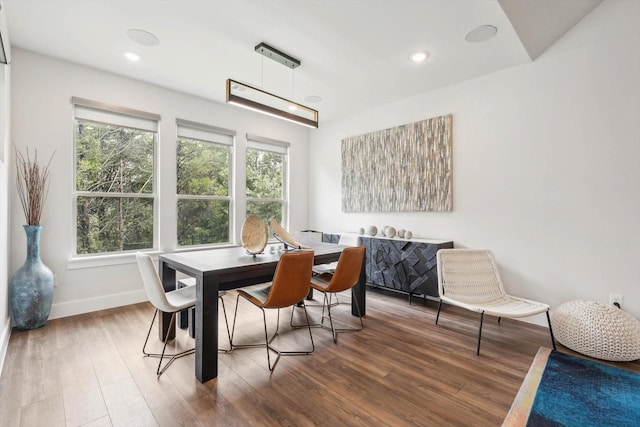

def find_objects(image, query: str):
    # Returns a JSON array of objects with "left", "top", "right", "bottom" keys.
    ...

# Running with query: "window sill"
[
  {"left": 67, "top": 244, "right": 241, "bottom": 270},
  {"left": 67, "top": 251, "right": 160, "bottom": 270}
]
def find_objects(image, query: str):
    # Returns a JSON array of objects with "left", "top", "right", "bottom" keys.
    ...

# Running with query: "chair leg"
[
  {"left": 233, "top": 295, "right": 314, "bottom": 372},
  {"left": 142, "top": 308, "right": 195, "bottom": 377},
  {"left": 319, "top": 289, "right": 363, "bottom": 343},
  {"left": 271, "top": 308, "right": 282, "bottom": 340},
  {"left": 290, "top": 291, "right": 343, "bottom": 329},
  {"left": 230, "top": 294, "right": 246, "bottom": 349},
  {"left": 261, "top": 307, "right": 278, "bottom": 371},
  {"left": 435, "top": 299, "right": 443, "bottom": 324},
  {"left": 218, "top": 294, "right": 232, "bottom": 352},
  {"left": 293, "top": 290, "right": 350, "bottom": 341},
  {"left": 265, "top": 302, "right": 315, "bottom": 372},
  {"left": 142, "top": 308, "right": 159, "bottom": 357},
  {"left": 230, "top": 296, "right": 280, "bottom": 350},
  {"left": 302, "top": 301, "right": 315, "bottom": 354},
  {"left": 477, "top": 312, "right": 485, "bottom": 356},
  {"left": 323, "top": 293, "right": 337, "bottom": 342},
  {"left": 290, "top": 292, "right": 330, "bottom": 329},
  {"left": 546, "top": 311, "right": 557, "bottom": 350}
]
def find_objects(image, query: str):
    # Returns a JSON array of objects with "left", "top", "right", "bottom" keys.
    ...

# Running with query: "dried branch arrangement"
[{"left": 15, "top": 147, "right": 55, "bottom": 225}]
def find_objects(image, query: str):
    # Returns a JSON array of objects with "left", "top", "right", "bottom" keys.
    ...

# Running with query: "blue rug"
[{"left": 503, "top": 347, "right": 640, "bottom": 426}]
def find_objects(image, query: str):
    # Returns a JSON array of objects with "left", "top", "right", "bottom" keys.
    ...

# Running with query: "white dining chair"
[
  {"left": 312, "top": 233, "right": 361, "bottom": 275},
  {"left": 136, "top": 252, "right": 196, "bottom": 377},
  {"left": 136, "top": 253, "right": 233, "bottom": 376}
]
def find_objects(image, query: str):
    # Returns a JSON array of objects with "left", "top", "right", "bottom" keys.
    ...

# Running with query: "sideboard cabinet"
[{"left": 322, "top": 233, "right": 453, "bottom": 300}]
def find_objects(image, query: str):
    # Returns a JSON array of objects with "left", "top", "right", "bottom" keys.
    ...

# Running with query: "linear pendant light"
[
  {"left": 226, "top": 79, "right": 318, "bottom": 129},
  {"left": 226, "top": 42, "right": 318, "bottom": 129}
]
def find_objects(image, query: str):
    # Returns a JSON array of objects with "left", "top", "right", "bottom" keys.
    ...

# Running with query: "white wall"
[
  {"left": 10, "top": 49, "right": 310, "bottom": 319},
  {"left": 0, "top": 62, "right": 10, "bottom": 373},
  {"left": 309, "top": 0, "right": 640, "bottom": 323}
]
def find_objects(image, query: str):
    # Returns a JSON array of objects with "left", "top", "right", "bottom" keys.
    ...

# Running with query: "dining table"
[{"left": 157, "top": 240, "right": 366, "bottom": 383}]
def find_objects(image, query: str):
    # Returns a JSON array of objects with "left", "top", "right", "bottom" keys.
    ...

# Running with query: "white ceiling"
[{"left": 2, "top": 0, "right": 602, "bottom": 124}]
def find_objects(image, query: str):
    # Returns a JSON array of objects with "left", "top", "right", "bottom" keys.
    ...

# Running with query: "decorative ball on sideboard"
[
  {"left": 365, "top": 225, "right": 378, "bottom": 236},
  {"left": 405, "top": 230, "right": 413, "bottom": 239},
  {"left": 397, "top": 229, "right": 406, "bottom": 238},
  {"left": 385, "top": 226, "right": 396, "bottom": 238},
  {"left": 358, "top": 227, "right": 365, "bottom": 235}
]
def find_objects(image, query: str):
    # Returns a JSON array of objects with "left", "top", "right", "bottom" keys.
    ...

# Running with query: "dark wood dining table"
[{"left": 157, "top": 241, "right": 366, "bottom": 383}]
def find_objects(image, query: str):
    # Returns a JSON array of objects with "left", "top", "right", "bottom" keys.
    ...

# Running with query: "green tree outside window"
[
  {"left": 246, "top": 147, "right": 286, "bottom": 226},
  {"left": 75, "top": 120, "right": 155, "bottom": 254},
  {"left": 176, "top": 136, "right": 231, "bottom": 246}
]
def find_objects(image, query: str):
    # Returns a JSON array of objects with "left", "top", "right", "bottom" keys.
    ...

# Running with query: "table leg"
[
  {"left": 195, "top": 274, "right": 218, "bottom": 382},
  {"left": 158, "top": 260, "right": 176, "bottom": 341},
  {"left": 352, "top": 253, "right": 366, "bottom": 316},
  {"left": 176, "top": 280, "right": 190, "bottom": 330}
]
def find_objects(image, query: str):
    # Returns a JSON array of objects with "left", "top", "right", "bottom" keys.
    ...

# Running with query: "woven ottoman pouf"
[{"left": 551, "top": 299, "right": 640, "bottom": 361}]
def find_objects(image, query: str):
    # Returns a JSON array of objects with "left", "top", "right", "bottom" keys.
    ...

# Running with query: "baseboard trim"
[
  {"left": 0, "top": 316, "right": 11, "bottom": 377},
  {"left": 49, "top": 289, "right": 148, "bottom": 319}
]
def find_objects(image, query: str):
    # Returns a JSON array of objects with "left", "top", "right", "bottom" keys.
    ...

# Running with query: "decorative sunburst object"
[
  {"left": 269, "top": 217, "right": 311, "bottom": 250},
  {"left": 241, "top": 215, "right": 268, "bottom": 255}
]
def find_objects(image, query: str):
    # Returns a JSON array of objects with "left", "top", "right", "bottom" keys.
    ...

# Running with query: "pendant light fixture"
[{"left": 226, "top": 42, "right": 319, "bottom": 129}]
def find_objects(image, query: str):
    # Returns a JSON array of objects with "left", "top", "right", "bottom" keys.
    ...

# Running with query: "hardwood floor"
[{"left": 1, "top": 287, "right": 638, "bottom": 427}]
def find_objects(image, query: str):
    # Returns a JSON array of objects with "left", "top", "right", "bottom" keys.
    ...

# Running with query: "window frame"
[
  {"left": 71, "top": 97, "right": 160, "bottom": 257},
  {"left": 175, "top": 119, "right": 236, "bottom": 248},
  {"left": 245, "top": 134, "right": 290, "bottom": 230}
]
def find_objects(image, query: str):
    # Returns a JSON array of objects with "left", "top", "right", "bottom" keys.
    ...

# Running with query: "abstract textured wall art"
[{"left": 341, "top": 114, "right": 452, "bottom": 212}]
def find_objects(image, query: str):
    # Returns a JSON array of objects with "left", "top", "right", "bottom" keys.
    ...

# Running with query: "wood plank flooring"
[{"left": 1, "top": 287, "right": 639, "bottom": 427}]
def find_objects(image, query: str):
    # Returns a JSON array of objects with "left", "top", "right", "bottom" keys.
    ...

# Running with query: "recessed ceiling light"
[
  {"left": 304, "top": 95, "right": 322, "bottom": 103},
  {"left": 409, "top": 51, "right": 428, "bottom": 62},
  {"left": 127, "top": 29, "right": 160, "bottom": 46},
  {"left": 465, "top": 25, "right": 498, "bottom": 43},
  {"left": 123, "top": 51, "right": 141, "bottom": 62}
]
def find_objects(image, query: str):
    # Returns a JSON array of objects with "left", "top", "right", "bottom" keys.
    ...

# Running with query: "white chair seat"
[
  {"left": 441, "top": 294, "right": 550, "bottom": 318},
  {"left": 313, "top": 233, "right": 360, "bottom": 275},
  {"left": 178, "top": 277, "right": 227, "bottom": 297},
  {"left": 166, "top": 285, "right": 196, "bottom": 311},
  {"left": 312, "top": 262, "right": 338, "bottom": 275}
]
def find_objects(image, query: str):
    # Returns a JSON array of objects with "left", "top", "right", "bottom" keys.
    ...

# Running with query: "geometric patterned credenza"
[{"left": 322, "top": 233, "right": 454, "bottom": 300}]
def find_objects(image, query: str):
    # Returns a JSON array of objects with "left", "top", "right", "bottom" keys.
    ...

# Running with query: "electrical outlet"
[{"left": 609, "top": 293, "right": 623, "bottom": 308}]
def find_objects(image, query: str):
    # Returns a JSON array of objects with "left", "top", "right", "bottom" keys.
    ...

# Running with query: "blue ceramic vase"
[{"left": 9, "top": 225, "right": 54, "bottom": 330}]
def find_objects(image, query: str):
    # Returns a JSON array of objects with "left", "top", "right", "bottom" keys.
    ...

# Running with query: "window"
[
  {"left": 176, "top": 119, "right": 235, "bottom": 247},
  {"left": 245, "top": 134, "right": 289, "bottom": 226},
  {"left": 73, "top": 98, "right": 159, "bottom": 255}
]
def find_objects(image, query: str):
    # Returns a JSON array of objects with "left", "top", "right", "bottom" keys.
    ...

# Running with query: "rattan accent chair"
[
  {"left": 294, "top": 246, "right": 366, "bottom": 343},
  {"left": 230, "top": 251, "right": 315, "bottom": 372},
  {"left": 435, "top": 249, "right": 556, "bottom": 355}
]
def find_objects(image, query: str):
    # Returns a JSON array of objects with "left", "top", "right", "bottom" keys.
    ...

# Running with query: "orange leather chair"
[
  {"left": 230, "top": 251, "right": 315, "bottom": 371},
  {"left": 295, "top": 246, "right": 365, "bottom": 343}
]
